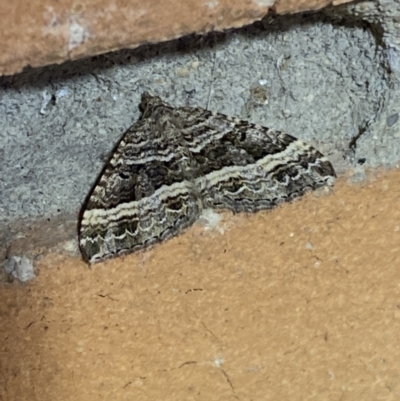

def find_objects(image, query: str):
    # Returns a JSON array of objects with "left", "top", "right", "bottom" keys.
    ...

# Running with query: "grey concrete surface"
[{"left": 1, "top": 6, "right": 399, "bottom": 261}]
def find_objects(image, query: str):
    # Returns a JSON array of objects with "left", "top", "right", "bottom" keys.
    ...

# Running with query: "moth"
[{"left": 79, "top": 93, "right": 335, "bottom": 263}]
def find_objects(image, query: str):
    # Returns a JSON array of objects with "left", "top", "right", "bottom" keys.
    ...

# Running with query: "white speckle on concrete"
[
  {"left": 3, "top": 256, "right": 36, "bottom": 282},
  {"left": 40, "top": 90, "right": 52, "bottom": 115},
  {"left": 62, "top": 239, "right": 79, "bottom": 254},
  {"left": 198, "top": 209, "right": 223, "bottom": 232},
  {"left": 56, "top": 88, "right": 69, "bottom": 98},
  {"left": 386, "top": 45, "right": 400, "bottom": 72}
]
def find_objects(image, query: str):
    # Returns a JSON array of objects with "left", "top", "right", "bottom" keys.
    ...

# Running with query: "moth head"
[{"left": 139, "top": 92, "right": 167, "bottom": 119}]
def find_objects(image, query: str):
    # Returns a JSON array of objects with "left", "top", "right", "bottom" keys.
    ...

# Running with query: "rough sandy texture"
[{"left": 2, "top": 170, "right": 400, "bottom": 400}]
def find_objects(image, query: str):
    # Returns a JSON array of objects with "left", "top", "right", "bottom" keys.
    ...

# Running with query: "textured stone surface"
[{"left": 0, "top": 0, "right": 354, "bottom": 76}]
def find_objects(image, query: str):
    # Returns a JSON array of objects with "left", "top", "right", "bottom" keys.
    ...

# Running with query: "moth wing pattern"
[
  {"left": 189, "top": 119, "right": 335, "bottom": 212},
  {"left": 79, "top": 104, "right": 203, "bottom": 264},
  {"left": 79, "top": 92, "right": 336, "bottom": 263},
  {"left": 172, "top": 104, "right": 335, "bottom": 212}
]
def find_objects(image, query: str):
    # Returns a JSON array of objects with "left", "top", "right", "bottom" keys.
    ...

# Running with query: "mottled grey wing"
[
  {"left": 79, "top": 118, "right": 202, "bottom": 264},
  {"left": 178, "top": 110, "right": 336, "bottom": 212},
  {"left": 79, "top": 92, "right": 335, "bottom": 264}
]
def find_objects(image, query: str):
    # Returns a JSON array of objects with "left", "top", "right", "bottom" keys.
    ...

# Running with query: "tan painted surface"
[
  {"left": 0, "top": 0, "right": 354, "bottom": 76},
  {"left": 2, "top": 169, "right": 400, "bottom": 400}
]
